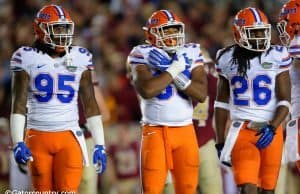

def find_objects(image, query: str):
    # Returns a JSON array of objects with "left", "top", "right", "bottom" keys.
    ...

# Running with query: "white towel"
[
  {"left": 71, "top": 128, "right": 90, "bottom": 166},
  {"left": 220, "top": 121, "right": 244, "bottom": 164},
  {"left": 283, "top": 119, "right": 300, "bottom": 163}
]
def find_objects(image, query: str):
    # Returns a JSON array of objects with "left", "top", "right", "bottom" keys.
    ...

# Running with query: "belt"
[{"left": 244, "top": 121, "right": 269, "bottom": 131}]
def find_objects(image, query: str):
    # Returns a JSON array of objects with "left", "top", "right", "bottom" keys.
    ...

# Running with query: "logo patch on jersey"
[
  {"left": 230, "top": 64, "right": 237, "bottom": 71},
  {"left": 289, "top": 120, "right": 296, "bottom": 127},
  {"left": 76, "top": 130, "right": 83, "bottom": 136},
  {"left": 233, "top": 121, "right": 241, "bottom": 128},
  {"left": 261, "top": 62, "right": 273, "bottom": 69},
  {"left": 37, "top": 64, "right": 46, "bottom": 69}
]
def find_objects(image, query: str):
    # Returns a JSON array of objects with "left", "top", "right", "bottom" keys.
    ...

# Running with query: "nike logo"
[
  {"left": 37, "top": 64, "right": 46, "bottom": 68},
  {"left": 143, "top": 132, "right": 156, "bottom": 136}
]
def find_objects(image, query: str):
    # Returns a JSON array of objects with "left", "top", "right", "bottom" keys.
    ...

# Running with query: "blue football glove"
[
  {"left": 148, "top": 49, "right": 172, "bottom": 71},
  {"left": 255, "top": 124, "right": 276, "bottom": 149},
  {"left": 13, "top": 142, "right": 33, "bottom": 165},
  {"left": 215, "top": 143, "right": 232, "bottom": 167},
  {"left": 93, "top": 145, "right": 107, "bottom": 174}
]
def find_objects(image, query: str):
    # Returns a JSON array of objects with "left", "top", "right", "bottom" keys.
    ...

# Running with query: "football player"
[
  {"left": 10, "top": 4, "right": 106, "bottom": 192},
  {"left": 214, "top": 7, "right": 291, "bottom": 194},
  {"left": 277, "top": 0, "right": 300, "bottom": 172},
  {"left": 127, "top": 10, "right": 207, "bottom": 194}
]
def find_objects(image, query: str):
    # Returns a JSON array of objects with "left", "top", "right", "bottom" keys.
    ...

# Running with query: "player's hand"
[
  {"left": 93, "top": 145, "right": 107, "bottom": 174},
  {"left": 148, "top": 49, "right": 172, "bottom": 71},
  {"left": 13, "top": 142, "right": 33, "bottom": 165},
  {"left": 255, "top": 124, "right": 276, "bottom": 149},
  {"left": 215, "top": 143, "right": 232, "bottom": 167},
  {"left": 165, "top": 53, "right": 186, "bottom": 78}
]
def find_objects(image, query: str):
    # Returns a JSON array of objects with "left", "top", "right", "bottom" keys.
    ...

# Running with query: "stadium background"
[{"left": 0, "top": 0, "right": 299, "bottom": 193}]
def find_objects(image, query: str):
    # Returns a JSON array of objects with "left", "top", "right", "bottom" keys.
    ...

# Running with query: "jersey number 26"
[{"left": 231, "top": 75, "right": 272, "bottom": 106}]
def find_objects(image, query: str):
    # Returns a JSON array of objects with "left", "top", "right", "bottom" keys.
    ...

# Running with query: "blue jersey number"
[
  {"left": 156, "top": 85, "right": 173, "bottom": 100},
  {"left": 34, "top": 73, "right": 75, "bottom": 103},
  {"left": 155, "top": 85, "right": 189, "bottom": 100},
  {"left": 231, "top": 75, "right": 272, "bottom": 106}
]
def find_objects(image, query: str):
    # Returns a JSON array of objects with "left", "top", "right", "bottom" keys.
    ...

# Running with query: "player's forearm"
[
  {"left": 135, "top": 72, "right": 173, "bottom": 98},
  {"left": 269, "top": 106, "right": 289, "bottom": 129},
  {"left": 181, "top": 81, "right": 207, "bottom": 102},
  {"left": 271, "top": 71, "right": 291, "bottom": 129},
  {"left": 82, "top": 98, "right": 101, "bottom": 118},
  {"left": 12, "top": 91, "right": 27, "bottom": 114},
  {"left": 215, "top": 108, "right": 229, "bottom": 143},
  {"left": 86, "top": 115, "right": 105, "bottom": 145}
]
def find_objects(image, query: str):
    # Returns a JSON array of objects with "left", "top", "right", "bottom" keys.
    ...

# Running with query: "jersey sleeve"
[
  {"left": 72, "top": 46, "right": 94, "bottom": 71},
  {"left": 127, "top": 46, "right": 148, "bottom": 69},
  {"left": 215, "top": 48, "right": 229, "bottom": 79},
  {"left": 274, "top": 46, "right": 292, "bottom": 74},
  {"left": 10, "top": 47, "right": 31, "bottom": 74},
  {"left": 191, "top": 44, "right": 204, "bottom": 71}
]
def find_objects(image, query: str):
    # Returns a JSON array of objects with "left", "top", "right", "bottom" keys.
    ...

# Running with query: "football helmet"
[
  {"left": 143, "top": 10, "right": 185, "bottom": 52},
  {"left": 33, "top": 4, "right": 74, "bottom": 52},
  {"left": 232, "top": 7, "right": 271, "bottom": 52},
  {"left": 277, "top": 0, "right": 300, "bottom": 46}
]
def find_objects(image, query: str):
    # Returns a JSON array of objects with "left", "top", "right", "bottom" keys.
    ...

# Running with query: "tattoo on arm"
[
  {"left": 79, "top": 70, "right": 100, "bottom": 118},
  {"left": 11, "top": 71, "right": 29, "bottom": 114}
]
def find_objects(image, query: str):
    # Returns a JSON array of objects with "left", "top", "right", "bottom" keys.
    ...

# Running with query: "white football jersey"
[
  {"left": 216, "top": 45, "right": 291, "bottom": 122},
  {"left": 127, "top": 43, "right": 204, "bottom": 126},
  {"left": 287, "top": 36, "right": 300, "bottom": 119},
  {"left": 10, "top": 46, "right": 93, "bottom": 131}
]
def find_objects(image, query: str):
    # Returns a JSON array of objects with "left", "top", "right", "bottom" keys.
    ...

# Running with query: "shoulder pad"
[
  {"left": 270, "top": 45, "right": 292, "bottom": 69},
  {"left": 127, "top": 45, "right": 151, "bottom": 65},
  {"left": 10, "top": 47, "right": 38, "bottom": 72},
  {"left": 71, "top": 46, "right": 94, "bottom": 70}
]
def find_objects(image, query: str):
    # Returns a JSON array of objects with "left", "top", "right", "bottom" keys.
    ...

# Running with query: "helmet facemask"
[
  {"left": 238, "top": 24, "right": 271, "bottom": 52},
  {"left": 150, "top": 23, "right": 185, "bottom": 52},
  {"left": 39, "top": 21, "right": 74, "bottom": 50}
]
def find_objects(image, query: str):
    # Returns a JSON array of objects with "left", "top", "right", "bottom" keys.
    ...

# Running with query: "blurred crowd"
[{"left": 0, "top": 0, "right": 299, "bottom": 194}]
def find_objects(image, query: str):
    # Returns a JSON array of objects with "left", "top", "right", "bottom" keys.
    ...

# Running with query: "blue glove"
[
  {"left": 255, "top": 124, "right": 276, "bottom": 149},
  {"left": 93, "top": 145, "right": 107, "bottom": 174},
  {"left": 148, "top": 49, "right": 172, "bottom": 71},
  {"left": 13, "top": 142, "right": 33, "bottom": 165},
  {"left": 215, "top": 143, "right": 232, "bottom": 167}
]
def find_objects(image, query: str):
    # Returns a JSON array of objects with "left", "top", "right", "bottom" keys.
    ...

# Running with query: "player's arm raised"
[
  {"left": 133, "top": 64, "right": 174, "bottom": 99},
  {"left": 132, "top": 48, "right": 187, "bottom": 99},
  {"left": 174, "top": 65, "right": 207, "bottom": 102},
  {"left": 79, "top": 70, "right": 106, "bottom": 174}
]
